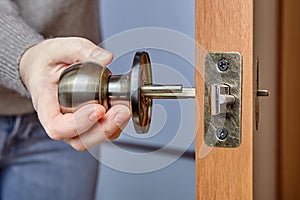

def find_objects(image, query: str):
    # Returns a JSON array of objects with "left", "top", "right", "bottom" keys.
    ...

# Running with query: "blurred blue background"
[{"left": 97, "top": 1, "right": 195, "bottom": 199}]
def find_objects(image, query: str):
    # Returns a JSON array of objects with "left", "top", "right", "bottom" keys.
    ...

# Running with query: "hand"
[{"left": 19, "top": 37, "right": 131, "bottom": 151}]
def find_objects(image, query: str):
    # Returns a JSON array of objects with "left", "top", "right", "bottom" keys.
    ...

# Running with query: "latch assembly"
[
  {"left": 58, "top": 52, "right": 194, "bottom": 133},
  {"left": 204, "top": 53, "right": 242, "bottom": 148},
  {"left": 58, "top": 51, "right": 243, "bottom": 148},
  {"left": 209, "top": 84, "right": 236, "bottom": 116}
]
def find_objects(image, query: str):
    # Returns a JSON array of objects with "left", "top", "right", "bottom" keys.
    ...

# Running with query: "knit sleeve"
[{"left": 0, "top": 0, "right": 44, "bottom": 97}]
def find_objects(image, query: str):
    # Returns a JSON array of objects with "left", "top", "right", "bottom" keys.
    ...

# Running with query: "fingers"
[
  {"left": 73, "top": 104, "right": 106, "bottom": 134},
  {"left": 31, "top": 37, "right": 114, "bottom": 140},
  {"left": 38, "top": 101, "right": 106, "bottom": 140},
  {"left": 65, "top": 105, "right": 131, "bottom": 151}
]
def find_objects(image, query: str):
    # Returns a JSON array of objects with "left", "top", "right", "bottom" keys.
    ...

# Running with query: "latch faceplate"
[{"left": 204, "top": 53, "right": 242, "bottom": 148}]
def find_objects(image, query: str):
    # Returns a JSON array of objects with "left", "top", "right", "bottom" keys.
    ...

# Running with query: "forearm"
[{"left": 0, "top": 0, "right": 43, "bottom": 97}]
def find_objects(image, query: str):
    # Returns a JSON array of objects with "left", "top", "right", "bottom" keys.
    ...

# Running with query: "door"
[{"left": 195, "top": 0, "right": 253, "bottom": 199}]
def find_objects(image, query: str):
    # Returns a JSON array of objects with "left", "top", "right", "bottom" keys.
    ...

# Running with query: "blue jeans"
[{"left": 0, "top": 113, "right": 99, "bottom": 200}]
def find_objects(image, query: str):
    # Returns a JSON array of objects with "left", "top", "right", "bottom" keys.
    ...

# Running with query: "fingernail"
[
  {"left": 114, "top": 109, "right": 130, "bottom": 127},
  {"left": 89, "top": 109, "right": 104, "bottom": 121},
  {"left": 91, "top": 48, "right": 111, "bottom": 60}
]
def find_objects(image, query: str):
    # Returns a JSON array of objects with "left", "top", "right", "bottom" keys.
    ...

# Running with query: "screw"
[
  {"left": 218, "top": 58, "right": 229, "bottom": 71},
  {"left": 216, "top": 128, "right": 228, "bottom": 140}
]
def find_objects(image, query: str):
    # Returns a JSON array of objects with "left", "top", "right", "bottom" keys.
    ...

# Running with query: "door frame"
[{"left": 195, "top": 0, "right": 253, "bottom": 199}]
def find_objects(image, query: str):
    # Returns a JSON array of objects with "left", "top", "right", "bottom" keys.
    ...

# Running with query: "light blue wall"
[{"left": 97, "top": 1, "right": 195, "bottom": 199}]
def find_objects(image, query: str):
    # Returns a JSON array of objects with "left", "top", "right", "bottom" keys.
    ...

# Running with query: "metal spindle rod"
[
  {"left": 140, "top": 85, "right": 183, "bottom": 93},
  {"left": 257, "top": 90, "right": 269, "bottom": 97},
  {"left": 141, "top": 85, "right": 195, "bottom": 99}
]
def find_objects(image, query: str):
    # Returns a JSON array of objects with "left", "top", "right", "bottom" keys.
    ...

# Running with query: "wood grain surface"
[{"left": 195, "top": 0, "right": 253, "bottom": 199}]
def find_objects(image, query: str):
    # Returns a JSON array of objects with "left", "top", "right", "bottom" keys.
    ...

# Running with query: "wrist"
[{"left": 19, "top": 42, "right": 40, "bottom": 93}]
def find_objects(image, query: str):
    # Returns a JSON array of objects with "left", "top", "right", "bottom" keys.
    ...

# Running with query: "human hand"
[{"left": 19, "top": 37, "right": 131, "bottom": 151}]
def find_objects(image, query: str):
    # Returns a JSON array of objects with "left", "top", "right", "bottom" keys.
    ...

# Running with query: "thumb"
[{"left": 88, "top": 48, "right": 114, "bottom": 66}]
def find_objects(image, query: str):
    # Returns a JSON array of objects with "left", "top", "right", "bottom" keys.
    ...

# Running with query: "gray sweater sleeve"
[{"left": 0, "top": 0, "right": 44, "bottom": 97}]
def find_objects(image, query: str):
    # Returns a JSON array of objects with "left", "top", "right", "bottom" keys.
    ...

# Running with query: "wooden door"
[{"left": 195, "top": 0, "right": 253, "bottom": 199}]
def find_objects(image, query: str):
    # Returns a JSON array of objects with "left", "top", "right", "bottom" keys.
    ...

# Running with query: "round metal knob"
[
  {"left": 58, "top": 62, "right": 111, "bottom": 112},
  {"left": 58, "top": 52, "right": 152, "bottom": 133}
]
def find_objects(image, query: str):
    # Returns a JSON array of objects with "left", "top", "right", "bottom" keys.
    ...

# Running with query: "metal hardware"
[
  {"left": 216, "top": 128, "right": 228, "bottom": 140},
  {"left": 217, "top": 58, "right": 229, "bottom": 71},
  {"left": 58, "top": 51, "right": 243, "bottom": 142},
  {"left": 209, "top": 84, "right": 236, "bottom": 115},
  {"left": 257, "top": 90, "right": 269, "bottom": 97},
  {"left": 141, "top": 85, "right": 195, "bottom": 99},
  {"left": 58, "top": 52, "right": 194, "bottom": 134},
  {"left": 256, "top": 57, "right": 269, "bottom": 97},
  {"left": 255, "top": 57, "right": 270, "bottom": 130},
  {"left": 204, "top": 52, "right": 242, "bottom": 148}
]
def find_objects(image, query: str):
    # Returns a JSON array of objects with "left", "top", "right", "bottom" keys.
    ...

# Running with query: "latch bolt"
[{"left": 209, "top": 84, "right": 236, "bottom": 116}]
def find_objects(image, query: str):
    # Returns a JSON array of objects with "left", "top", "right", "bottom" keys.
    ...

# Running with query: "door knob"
[{"left": 58, "top": 51, "right": 195, "bottom": 133}]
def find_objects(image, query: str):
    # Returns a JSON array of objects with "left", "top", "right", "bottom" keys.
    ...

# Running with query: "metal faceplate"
[{"left": 204, "top": 53, "right": 242, "bottom": 148}]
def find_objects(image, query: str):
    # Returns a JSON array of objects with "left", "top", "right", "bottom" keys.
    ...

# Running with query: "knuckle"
[
  {"left": 72, "top": 42, "right": 84, "bottom": 55},
  {"left": 74, "top": 37, "right": 90, "bottom": 44},
  {"left": 71, "top": 38, "right": 95, "bottom": 57}
]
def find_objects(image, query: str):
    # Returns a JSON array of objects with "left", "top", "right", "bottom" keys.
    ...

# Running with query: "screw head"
[
  {"left": 216, "top": 128, "right": 228, "bottom": 140},
  {"left": 218, "top": 58, "right": 229, "bottom": 71}
]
